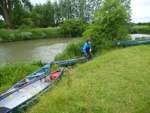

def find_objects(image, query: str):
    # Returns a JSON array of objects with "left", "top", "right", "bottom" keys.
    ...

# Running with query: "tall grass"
[
  {"left": 55, "top": 39, "right": 84, "bottom": 60},
  {"left": 27, "top": 45, "right": 150, "bottom": 113},
  {"left": 0, "top": 63, "right": 41, "bottom": 92}
]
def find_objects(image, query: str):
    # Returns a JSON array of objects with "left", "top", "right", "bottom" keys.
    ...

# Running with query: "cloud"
[
  {"left": 131, "top": 0, "right": 150, "bottom": 22},
  {"left": 30, "top": 0, "right": 48, "bottom": 5}
]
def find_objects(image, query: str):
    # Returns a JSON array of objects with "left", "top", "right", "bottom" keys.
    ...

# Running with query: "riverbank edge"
[
  {"left": 0, "top": 27, "right": 65, "bottom": 43},
  {"left": 0, "top": 24, "right": 150, "bottom": 43}
]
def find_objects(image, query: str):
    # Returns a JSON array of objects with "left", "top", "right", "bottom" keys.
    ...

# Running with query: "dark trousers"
[{"left": 83, "top": 50, "right": 92, "bottom": 60}]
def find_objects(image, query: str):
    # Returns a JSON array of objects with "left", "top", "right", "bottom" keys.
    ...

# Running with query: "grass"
[
  {"left": 0, "top": 63, "right": 41, "bottom": 92},
  {"left": 26, "top": 45, "right": 150, "bottom": 113},
  {"left": 0, "top": 27, "right": 63, "bottom": 42}
]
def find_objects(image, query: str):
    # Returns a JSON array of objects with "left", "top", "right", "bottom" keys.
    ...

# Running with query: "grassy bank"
[
  {"left": 131, "top": 25, "right": 150, "bottom": 34},
  {"left": 27, "top": 45, "right": 150, "bottom": 113},
  {"left": 0, "top": 63, "right": 41, "bottom": 92},
  {"left": 0, "top": 27, "right": 63, "bottom": 42}
]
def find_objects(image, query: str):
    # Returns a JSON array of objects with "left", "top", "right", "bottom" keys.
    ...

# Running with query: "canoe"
[
  {"left": 0, "top": 64, "right": 50, "bottom": 101},
  {"left": 53, "top": 57, "right": 86, "bottom": 67},
  {"left": 0, "top": 65, "right": 64, "bottom": 113},
  {"left": 0, "top": 57, "right": 85, "bottom": 113},
  {"left": 114, "top": 39, "right": 150, "bottom": 47}
]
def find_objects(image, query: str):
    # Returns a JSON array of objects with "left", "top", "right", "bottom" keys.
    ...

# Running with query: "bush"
[
  {"left": 83, "top": 25, "right": 114, "bottom": 53},
  {"left": 60, "top": 19, "right": 85, "bottom": 37},
  {"left": 83, "top": 0, "right": 130, "bottom": 53},
  {"left": 0, "top": 30, "right": 33, "bottom": 41},
  {"left": 29, "top": 29, "right": 46, "bottom": 39},
  {"left": 18, "top": 24, "right": 33, "bottom": 30},
  {"left": 0, "top": 20, "right": 7, "bottom": 28},
  {"left": 30, "top": 27, "right": 62, "bottom": 38}
]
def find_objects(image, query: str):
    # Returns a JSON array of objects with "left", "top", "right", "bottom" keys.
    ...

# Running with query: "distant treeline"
[
  {"left": 131, "top": 23, "right": 150, "bottom": 34},
  {"left": 0, "top": 0, "right": 131, "bottom": 29}
]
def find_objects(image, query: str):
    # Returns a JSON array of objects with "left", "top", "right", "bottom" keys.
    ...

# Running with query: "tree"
[
  {"left": 95, "top": 0, "right": 130, "bottom": 40},
  {"left": 84, "top": 0, "right": 131, "bottom": 52},
  {"left": 0, "top": 0, "right": 31, "bottom": 28},
  {"left": 65, "top": 0, "right": 102, "bottom": 23},
  {"left": 85, "top": 0, "right": 102, "bottom": 22},
  {"left": 31, "top": 1, "right": 55, "bottom": 27},
  {"left": 53, "top": 0, "right": 102, "bottom": 24},
  {"left": 53, "top": 1, "right": 62, "bottom": 25}
]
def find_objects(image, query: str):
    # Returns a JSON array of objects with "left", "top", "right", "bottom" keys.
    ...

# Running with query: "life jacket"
[{"left": 82, "top": 42, "right": 91, "bottom": 52}]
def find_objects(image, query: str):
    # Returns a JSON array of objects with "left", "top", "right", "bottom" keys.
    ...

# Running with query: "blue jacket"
[{"left": 82, "top": 42, "right": 91, "bottom": 52}]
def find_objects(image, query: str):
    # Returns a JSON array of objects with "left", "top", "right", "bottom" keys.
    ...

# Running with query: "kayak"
[{"left": 0, "top": 65, "right": 64, "bottom": 113}]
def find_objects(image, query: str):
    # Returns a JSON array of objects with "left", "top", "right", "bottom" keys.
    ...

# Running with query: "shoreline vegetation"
[
  {"left": 0, "top": 24, "right": 150, "bottom": 43},
  {"left": 0, "top": 19, "right": 85, "bottom": 43},
  {"left": 0, "top": 27, "right": 63, "bottom": 42},
  {"left": 131, "top": 24, "right": 150, "bottom": 34}
]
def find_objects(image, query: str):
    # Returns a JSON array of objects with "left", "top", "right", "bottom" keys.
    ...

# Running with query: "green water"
[{"left": 0, "top": 38, "right": 73, "bottom": 65}]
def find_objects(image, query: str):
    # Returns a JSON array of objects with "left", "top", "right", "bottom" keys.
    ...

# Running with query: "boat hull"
[
  {"left": 0, "top": 68, "right": 64, "bottom": 113},
  {"left": 0, "top": 76, "right": 51, "bottom": 113}
]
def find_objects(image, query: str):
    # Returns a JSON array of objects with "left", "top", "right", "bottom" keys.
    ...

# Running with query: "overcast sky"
[{"left": 30, "top": 0, "right": 150, "bottom": 23}]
